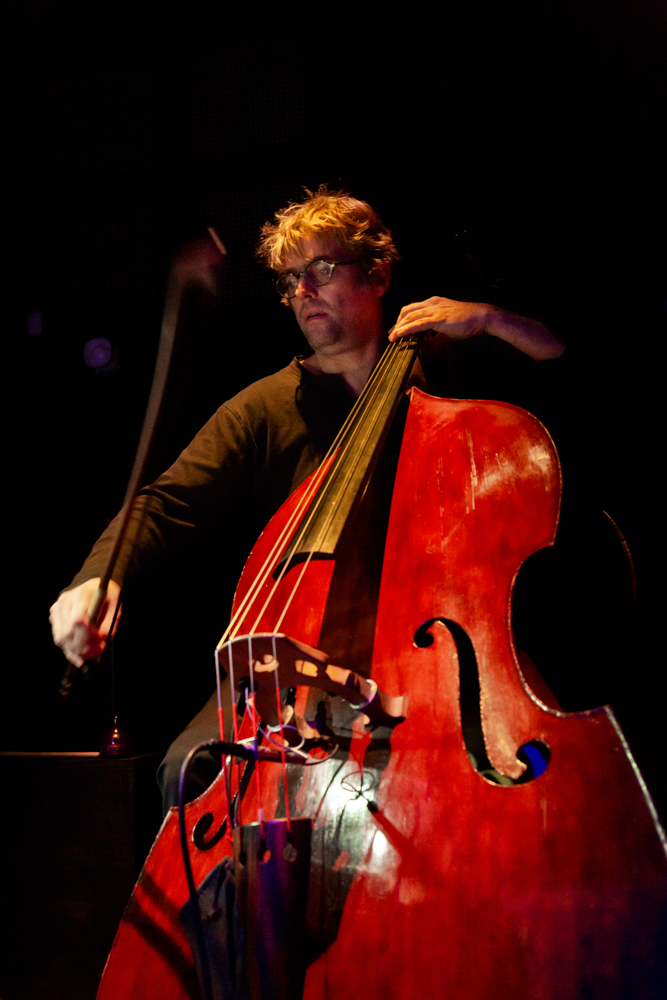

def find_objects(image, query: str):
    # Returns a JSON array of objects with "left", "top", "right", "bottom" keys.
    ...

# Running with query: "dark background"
[{"left": 7, "top": 2, "right": 666, "bottom": 801}]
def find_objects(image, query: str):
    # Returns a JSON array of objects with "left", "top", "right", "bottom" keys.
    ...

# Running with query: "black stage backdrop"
[{"left": 7, "top": 2, "right": 666, "bottom": 811}]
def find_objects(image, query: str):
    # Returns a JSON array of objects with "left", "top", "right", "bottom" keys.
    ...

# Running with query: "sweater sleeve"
[{"left": 69, "top": 401, "right": 257, "bottom": 589}]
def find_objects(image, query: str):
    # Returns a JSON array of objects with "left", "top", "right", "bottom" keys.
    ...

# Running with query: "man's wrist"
[{"left": 484, "top": 306, "right": 564, "bottom": 360}]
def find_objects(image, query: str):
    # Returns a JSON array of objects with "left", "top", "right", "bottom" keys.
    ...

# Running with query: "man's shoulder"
[{"left": 225, "top": 359, "right": 303, "bottom": 417}]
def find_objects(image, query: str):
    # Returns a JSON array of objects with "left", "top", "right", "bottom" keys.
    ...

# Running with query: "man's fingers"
[
  {"left": 57, "top": 621, "right": 105, "bottom": 660},
  {"left": 63, "top": 649, "right": 85, "bottom": 668},
  {"left": 389, "top": 307, "right": 450, "bottom": 340},
  {"left": 389, "top": 317, "right": 438, "bottom": 341},
  {"left": 49, "top": 578, "right": 120, "bottom": 665},
  {"left": 390, "top": 298, "right": 491, "bottom": 343}
]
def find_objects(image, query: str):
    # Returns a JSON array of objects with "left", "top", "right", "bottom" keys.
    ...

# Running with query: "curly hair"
[{"left": 256, "top": 185, "right": 400, "bottom": 278}]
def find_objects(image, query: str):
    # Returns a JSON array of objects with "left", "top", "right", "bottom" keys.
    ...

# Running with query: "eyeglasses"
[{"left": 275, "top": 258, "right": 357, "bottom": 299}]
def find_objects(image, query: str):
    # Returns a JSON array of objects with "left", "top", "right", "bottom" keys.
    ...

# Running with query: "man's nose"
[{"left": 294, "top": 273, "right": 317, "bottom": 298}]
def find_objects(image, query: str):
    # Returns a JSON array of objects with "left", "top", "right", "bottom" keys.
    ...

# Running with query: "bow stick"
[{"left": 59, "top": 229, "right": 227, "bottom": 695}]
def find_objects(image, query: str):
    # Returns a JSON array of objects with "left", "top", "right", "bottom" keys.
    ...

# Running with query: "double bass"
[{"left": 97, "top": 330, "right": 667, "bottom": 999}]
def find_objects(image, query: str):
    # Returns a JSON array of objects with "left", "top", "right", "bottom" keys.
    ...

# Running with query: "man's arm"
[
  {"left": 48, "top": 394, "right": 256, "bottom": 667},
  {"left": 388, "top": 297, "right": 565, "bottom": 361}
]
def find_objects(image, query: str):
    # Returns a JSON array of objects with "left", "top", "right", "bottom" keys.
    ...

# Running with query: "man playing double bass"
[{"left": 49, "top": 187, "right": 565, "bottom": 809}]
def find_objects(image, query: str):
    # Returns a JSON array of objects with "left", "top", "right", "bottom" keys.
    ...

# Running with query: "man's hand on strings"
[
  {"left": 389, "top": 296, "right": 492, "bottom": 344},
  {"left": 49, "top": 578, "right": 121, "bottom": 667},
  {"left": 388, "top": 296, "right": 565, "bottom": 361}
]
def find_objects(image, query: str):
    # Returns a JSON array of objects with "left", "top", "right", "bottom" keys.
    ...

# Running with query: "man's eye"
[
  {"left": 283, "top": 274, "right": 298, "bottom": 288},
  {"left": 311, "top": 261, "right": 331, "bottom": 280}
]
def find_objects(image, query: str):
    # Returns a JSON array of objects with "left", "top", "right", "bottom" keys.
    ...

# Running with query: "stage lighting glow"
[{"left": 83, "top": 338, "right": 115, "bottom": 371}]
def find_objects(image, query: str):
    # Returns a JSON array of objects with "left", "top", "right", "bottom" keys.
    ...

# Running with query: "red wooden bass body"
[{"left": 98, "top": 388, "right": 667, "bottom": 999}]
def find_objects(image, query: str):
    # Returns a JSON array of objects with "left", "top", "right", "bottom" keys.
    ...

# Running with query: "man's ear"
[{"left": 373, "top": 261, "right": 391, "bottom": 297}]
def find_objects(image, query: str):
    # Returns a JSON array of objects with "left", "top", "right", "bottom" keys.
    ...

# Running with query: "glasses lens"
[
  {"left": 276, "top": 260, "right": 338, "bottom": 298},
  {"left": 305, "top": 260, "right": 334, "bottom": 286},
  {"left": 276, "top": 273, "right": 298, "bottom": 298}
]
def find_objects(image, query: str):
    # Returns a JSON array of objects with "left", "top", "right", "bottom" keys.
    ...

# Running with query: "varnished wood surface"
[{"left": 97, "top": 392, "right": 667, "bottom": 999}]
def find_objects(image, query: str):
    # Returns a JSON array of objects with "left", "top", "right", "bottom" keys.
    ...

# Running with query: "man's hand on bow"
[{"left": 49, "top": 578, "right": 121, "bottom": 667}]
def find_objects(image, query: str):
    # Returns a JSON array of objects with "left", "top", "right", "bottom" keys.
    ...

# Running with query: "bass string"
[
  {"left": 247, "top": 367, "right": 405, "bottom": 823},
  {"left": 215, "top": 420, "right": 355, "bottom": 651},
  {"left": 215, "top": 338, "right": 406, "bottom": 650},
  {"left": 216, "top": 453, "right": 336, "bottom": 648},
  {"left": 262, "top": 340, "right": 417, "bottom": 824},
  {"left": 236, "top": 338, "right": 404, "bottom": 637},
  {"left": 213, "top": 645, "right": 233, "bottom": 840},
  {"left": 235, "top": 337, "right": 414, "bottom": 640},
  {"left": 218, "top": 338, "right": 417, "bottom": 828},
  {"left": 269, "top": 338, "right": 416, "bottom": 635},
  {"left": 231, "top": 342, "right": 404, "bottom": 642},
  {"left": 226, "top": 641, "right": 243, "bottom": 832},
  {"left": 246, "top": 635, "right": 266, "bottom": 838},
  {"left": 272, "top": 631, "right": 292, "bottom": 834},
  {"left": 216, "top": 444, "right": 342, "bottom": 832}
]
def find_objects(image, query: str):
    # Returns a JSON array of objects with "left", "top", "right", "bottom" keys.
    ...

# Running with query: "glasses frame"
[{"left": 275, "top": 258, "right": 357, "bottom": 299}]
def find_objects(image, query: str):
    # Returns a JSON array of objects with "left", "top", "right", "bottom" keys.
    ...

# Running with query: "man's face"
[{"left": 280, "top": 236, "right": 388, "bottom": 360}]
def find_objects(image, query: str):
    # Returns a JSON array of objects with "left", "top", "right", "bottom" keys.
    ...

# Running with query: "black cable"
[
  {"left": 178, "top": 738, "right": 256, "bottom": 1000},
  {"left": 178, "top": 740, "right": 216, "bottom": 1000},
  {"left": 178, "top": 732, "right": 339, "bottom": 997}
]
